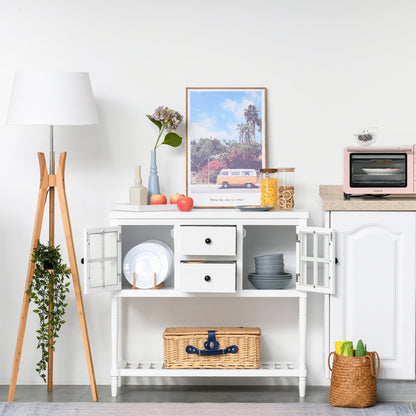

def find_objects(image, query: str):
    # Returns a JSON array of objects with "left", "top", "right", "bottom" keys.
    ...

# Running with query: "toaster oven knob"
[
  {"left": 204, "top": 275, "right": 211, "bottom": 282},
  {"left": 205, "top": 237, "right": 212, "bottom": 245}
]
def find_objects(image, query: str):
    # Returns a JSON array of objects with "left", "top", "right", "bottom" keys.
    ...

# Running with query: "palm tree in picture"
[
  {"left": 246, "top": 124, "right": 255, "bottom": 144},
  {"left": 244, "top": 104, "right": 261, "bottom": 143},
  {"left": 236, "top": 123, "right": 253, "bottom": 144},
  {"left": 236, "top": 123, "right": 245, "bottom": 144},
  {"left": 258, "top": 116, "right": 262, "bottom": 135},
  {"left": 243, "top": 124, "right": 252, "bottom": 144}
]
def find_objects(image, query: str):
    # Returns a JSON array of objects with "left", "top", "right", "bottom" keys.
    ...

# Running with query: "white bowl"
[{"left": 354, "top": 127, "right": 378, "bottom": 146}]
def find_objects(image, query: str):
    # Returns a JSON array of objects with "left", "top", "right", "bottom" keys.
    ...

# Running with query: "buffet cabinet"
[{"left": 83, "top": 209, "right": 335, "bottom": 397}]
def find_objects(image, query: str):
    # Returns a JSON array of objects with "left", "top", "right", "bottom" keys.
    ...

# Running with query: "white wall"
[{"left": 1, "top": 0, "right": 415, "bottom": 387}]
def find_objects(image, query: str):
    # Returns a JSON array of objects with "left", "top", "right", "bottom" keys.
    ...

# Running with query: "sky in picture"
[{"left": 188, "top": 89, "right": 264, "bottom": 143}]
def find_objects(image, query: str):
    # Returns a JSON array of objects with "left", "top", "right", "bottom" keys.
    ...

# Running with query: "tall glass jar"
[
  {"left": 260, "top": 168, "right": 278, "bottom": 207},
  {"left": 277, "top": 168, "right": 295, "bottom": 210}
]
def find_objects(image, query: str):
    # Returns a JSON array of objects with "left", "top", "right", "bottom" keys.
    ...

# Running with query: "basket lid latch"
[
  {"left": 185, "top": 330, "right": 239, "bottom": 356},
  {"left": 204, "top": 330, "right": 220, "bottom": 351}
]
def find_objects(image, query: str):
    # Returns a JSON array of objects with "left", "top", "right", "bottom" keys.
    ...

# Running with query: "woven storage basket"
[
  {"left": 328, "top": 351, "right": 380, "bottom": 408},
  {"left": 163, "top": 327, "right": 261, "bottom": 369}
]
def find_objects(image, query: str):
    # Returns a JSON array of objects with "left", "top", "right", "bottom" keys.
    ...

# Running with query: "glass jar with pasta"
[
  {"left": 277, "top": 168, "right": 295, "bottom": 210},
  {"left": 260, "top": 168, "right": 278, "bottom": 208}
]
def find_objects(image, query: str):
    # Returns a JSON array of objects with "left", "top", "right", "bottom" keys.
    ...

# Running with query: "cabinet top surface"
[
  {"left": 109, "top": 208, "right": 309, "bottom": 221},
  {"left": 320, "top": 185, "right": 416, "bottom": 211},
  {"left": 115, "top": 288, "right": 307, "bottom": 298}
]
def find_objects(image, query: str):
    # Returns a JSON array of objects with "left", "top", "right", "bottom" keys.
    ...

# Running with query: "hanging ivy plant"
[{"left": 26, "top": 241, "right": 71, "bottom": 382}]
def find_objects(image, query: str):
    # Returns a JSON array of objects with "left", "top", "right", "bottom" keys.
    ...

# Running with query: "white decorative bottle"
[{"left": 129, "top": 165, "right": 148, "bottom": 205}]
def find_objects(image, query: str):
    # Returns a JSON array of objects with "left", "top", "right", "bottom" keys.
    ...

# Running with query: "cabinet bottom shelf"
[{"left": 115, "top": 361, "right": 306, "bottom": 377}]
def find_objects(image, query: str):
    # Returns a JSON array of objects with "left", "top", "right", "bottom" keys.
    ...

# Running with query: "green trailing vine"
[{"left": 26, "top": 241, "right": 71, "bottom": 382}]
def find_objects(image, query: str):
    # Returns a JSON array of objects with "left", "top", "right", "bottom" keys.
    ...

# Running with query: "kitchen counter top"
[{"left": 320, "top": 185, "right": 416, "bottom": 211}]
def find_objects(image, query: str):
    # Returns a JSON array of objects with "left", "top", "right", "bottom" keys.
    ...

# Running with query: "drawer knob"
[
  {"left": 204, "top": 275, "right": 211, "bottom": 282},
  {"left": 205, "top": 238, "right": 212, "bottom": 244}
]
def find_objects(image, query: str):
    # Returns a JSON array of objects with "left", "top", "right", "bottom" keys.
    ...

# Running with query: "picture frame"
[{"left": 186, "top": 87, "right": 267, "bottom": 208}]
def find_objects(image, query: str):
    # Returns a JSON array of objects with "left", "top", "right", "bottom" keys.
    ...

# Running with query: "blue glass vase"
[{"left": 147, "top": 149, "right": 160, "bottom": 203}]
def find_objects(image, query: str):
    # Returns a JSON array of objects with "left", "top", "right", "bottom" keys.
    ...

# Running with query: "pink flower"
[{"left": 147, "top": 105, "right": 183, "bottom": 149}]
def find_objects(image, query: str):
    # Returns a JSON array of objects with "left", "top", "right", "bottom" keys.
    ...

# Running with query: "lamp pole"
[
  {"left": 49, "top": 126, "right": 55, "bottom": 174},
  {"left": 48, "top": 125, "right": 55, "bottom": 391}
]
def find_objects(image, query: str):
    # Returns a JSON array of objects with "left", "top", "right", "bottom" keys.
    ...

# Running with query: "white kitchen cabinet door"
[
  {"left": 83, "top": 227, "right": 121, "bottom": 294},
  {"left": 296, "top": 226, "right": 335, "bottom": 294},
  {"left": 330, "top": 211, "right": 415, "bottom": 379}
]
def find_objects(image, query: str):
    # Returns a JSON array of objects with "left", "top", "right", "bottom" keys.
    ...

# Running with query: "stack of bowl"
[{"left": 248, "top": 254, "right": 292, "bottom": 289}]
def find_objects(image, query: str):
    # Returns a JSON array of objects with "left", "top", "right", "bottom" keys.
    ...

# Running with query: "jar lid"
[
  {"left": 277, "top": 167, "right": 295, "bottom": 172},
  {"left": 260, "top": 168, "right": 277, "bottom": 173}
]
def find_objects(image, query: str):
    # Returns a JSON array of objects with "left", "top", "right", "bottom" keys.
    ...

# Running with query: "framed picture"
[{"left": 186, "top": 87, "right": 267, "bottom": 208}]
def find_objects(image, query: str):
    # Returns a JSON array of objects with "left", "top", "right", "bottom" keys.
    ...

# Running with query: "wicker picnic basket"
[
  {"left": 163, "top": 327, "right": 261, "bottom": 369},
  {"left": 328, "top": 351, "right": 380, "bottom": 408}
]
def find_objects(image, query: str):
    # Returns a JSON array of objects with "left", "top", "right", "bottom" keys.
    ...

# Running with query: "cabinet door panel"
[
  {"left": 330, "top": 211, "right": 415, "bottom": 379},
  {"left": 84, "top": 226, "right": 121, "bottom": 294},
  {"left": 296, "top": 226, "right": 335, "bottom": 294}
]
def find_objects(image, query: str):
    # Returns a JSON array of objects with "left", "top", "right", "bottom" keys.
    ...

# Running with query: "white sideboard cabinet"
[
  {"left": 325, "top": 210, "right": 415, "bottom": 379},
  {"left": 83, "top": 209, "right": 335, "bottom": 397}
]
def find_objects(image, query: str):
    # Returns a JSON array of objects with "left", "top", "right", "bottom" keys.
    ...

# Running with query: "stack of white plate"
[
  {"left": 123, "top": 240, "right": 173, "bottom": 289},
  {"left": 248, "top": 254, "right": 292, "bottom": 289}
]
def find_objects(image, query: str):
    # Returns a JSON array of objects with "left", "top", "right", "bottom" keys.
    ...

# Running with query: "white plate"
[
  {"left": 123, "top": 240, "right": 173, "bottom": 288},
  {"left": 362, "top": 168, "right": 399, "bottom": 176}
]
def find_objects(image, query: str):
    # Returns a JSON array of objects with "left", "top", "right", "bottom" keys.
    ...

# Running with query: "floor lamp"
[{"left": 7, "top": 72, "right": 98, "bottom": 401}]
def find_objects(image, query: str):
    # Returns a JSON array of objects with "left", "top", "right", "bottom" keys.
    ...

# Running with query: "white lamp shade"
[{"left": 7, "top": 71, "right": 98, "bottom": 125}]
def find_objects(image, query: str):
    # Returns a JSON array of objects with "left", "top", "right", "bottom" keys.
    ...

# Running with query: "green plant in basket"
[
  {"left": 147, "top": 105, "right": 183, "bottom": 150},
  {"left": 340, "top": 341, "right": 353, "bottom": 357},
  {"left": 26, "top": 241, "right": 71, "bottom": 382},
  {"left": 338, "top": 339, "right": 367, "bottom": 357},
  {"left": 355, "top": 339, "right": 367, "bottom": 357}
]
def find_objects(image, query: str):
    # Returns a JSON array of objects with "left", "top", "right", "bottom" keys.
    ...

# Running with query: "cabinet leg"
[
  {"left": 111, "top": 376, "right": 118, "bottom": 397},
  {"left": 299, "top": 377, "right": 306, "bottom": 397},
  {"left": 298, "top": 296, "right": 307, "bottom": 398},
  {"left": 299, "top": 376, "right": 306, "bottom": 398},
  {"left": 118, "top": 376, "right": 122, "bottom": 388},
  {"left": 111, "top": 295, "right": 119, "bottom": 396}
]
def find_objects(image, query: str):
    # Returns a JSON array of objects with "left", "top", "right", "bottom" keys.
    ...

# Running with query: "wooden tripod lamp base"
[{"left": 8, "top": 152, "right": 98, "bottom": 402}]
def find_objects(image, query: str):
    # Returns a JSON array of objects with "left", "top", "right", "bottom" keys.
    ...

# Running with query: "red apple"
[
  {"left": 150, "top": 194, "right": 167, "bottom": 205},
  {"left": 170, "top": 193, "right": 185, "bottom": 204},
  {"left": 177, "top": 196, "right": 194, "bottom": 212}
]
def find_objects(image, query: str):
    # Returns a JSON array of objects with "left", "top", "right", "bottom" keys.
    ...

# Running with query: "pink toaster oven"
[{"left": 343, "top": 146, "right": 416, "bottom": 199}]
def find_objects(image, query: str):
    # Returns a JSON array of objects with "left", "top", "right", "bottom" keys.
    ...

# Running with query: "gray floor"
[{"left": 1, "top": 380, "right": 415, "bottom": 405}]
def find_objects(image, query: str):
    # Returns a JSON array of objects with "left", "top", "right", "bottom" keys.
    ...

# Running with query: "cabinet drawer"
[
  {"left": 179, "top": 262, "right": 236, "bottom": 293},
  {"left": 179, "top": 226, "right": 236, "bottom": 256}
]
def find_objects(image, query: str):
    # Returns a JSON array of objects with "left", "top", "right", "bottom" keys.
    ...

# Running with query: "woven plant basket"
[{"left": 328, "top": 351, "right": 380, "bottom": 408}]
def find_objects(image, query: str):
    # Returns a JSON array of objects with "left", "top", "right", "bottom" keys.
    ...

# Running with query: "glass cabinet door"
[
  {"left": 84, "top": 226, "right": 121, "bottom": 294},
  {"left": 296, "top": 226, "right": 335, "bottom": 294}
]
